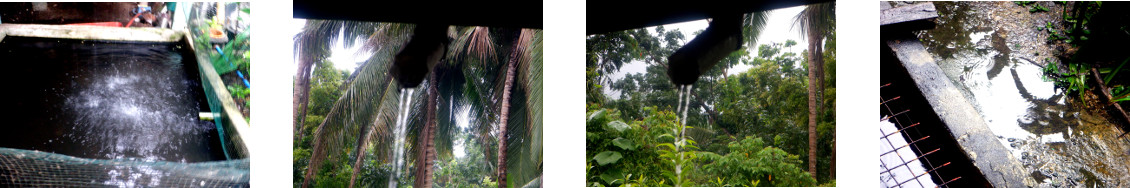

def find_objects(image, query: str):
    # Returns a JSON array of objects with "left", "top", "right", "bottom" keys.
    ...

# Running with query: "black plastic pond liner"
[
  {"left": 0, "top": 36, "right": 225, "bottom": 162},
  {"left": 0, "top": 36, "right": 248, "bottom": 186},
  {"left": 881, "top": 45, "right": 992, "bottom": 188}
]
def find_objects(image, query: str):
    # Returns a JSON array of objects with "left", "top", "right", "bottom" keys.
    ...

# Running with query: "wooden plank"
[
  {"left": 884, "top": 33, "right": 1035, "bottom": 187},
  {"left": 880, "top": 3, "right": 938, "bottom": 26}
]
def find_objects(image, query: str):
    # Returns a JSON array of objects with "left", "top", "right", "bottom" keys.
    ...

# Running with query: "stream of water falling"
[
  {"left": 673, "top": 84, "right": 693, "bottom": 186},
  {"left": 388, "top": 88, "right": 415, "bottom": 188}
]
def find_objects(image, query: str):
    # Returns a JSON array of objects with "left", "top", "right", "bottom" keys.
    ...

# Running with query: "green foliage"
[
  {"left": 611, "top": 138, "right": 636, "bottom": 150},
  {"left": 1030, "top": 4, "right": 1050, "bottom": 13},
  {"left": 211, "top": 30, "right": 251, "bottom": 75},
  {"left": 432, "top": 132, "right": 498, "bottom": 188},
  {"left": 586, "top": 15, "right": 834, "bottom": 185},
  {"left": 586, "top": 106, "right": 673, "bottom": 186},
  {"left": 817, "top": 180, "right": 836, "bottom": 187},
  {"left": 698, "top": 137, "right": 816, "bottom": 187},
  {"left": 1015, "top": 2, "right": 1049, "bottom": 13},
  {"left": 227, "top": 85, "right": 249, "bottom": 99},
  {"left": 652, "top": 109, "right": 697, "bottom": 187},
  {"left": 1043, "top": 59, "right": 1091, "bottom": 105},
  {"left": 593, "top": 151, "right": 624, "bottom": 166},
  {"left": 1112, "top": 85, "right": 1130, "bottom": 102},
  {"left": 307, "top": 61, "right": 350, "bottom": 115},
  {"left": 1042, "top": 2, "right": 1101, "bottom": 45},
  {"left": 586, "top": 38, "right": 834, "bottom": 186}
]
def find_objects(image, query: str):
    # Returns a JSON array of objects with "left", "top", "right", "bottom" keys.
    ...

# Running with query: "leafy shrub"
[{"left": 698, "top": 137, "right": 816, "bottom": 187}]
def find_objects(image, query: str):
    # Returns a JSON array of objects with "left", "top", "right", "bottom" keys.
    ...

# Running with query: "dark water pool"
[{"left": 0, "top": 36, "right": 225, "bottom": 163}]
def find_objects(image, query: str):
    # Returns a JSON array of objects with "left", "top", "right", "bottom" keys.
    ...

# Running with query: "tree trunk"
[
  {"left": 414, "top": 72, "right": 439, "bottom": 188},
  {"left": 830, "top": 136, "right": 836, "bottom": 179},
  {"left": 295, "top": 60, "right": 315, "bottom": 140},
  {"left": 298, "top": 59, "right": 321, "bottom": 188},
  {"left": 497, "top": 40, "right": 521, "bottom": 188},
  {"left": 349, "top": 120, "right": 377, "bottom": 188},
  {"left": 806, "top": 31, "right": 820, "bottom": 182},
  {"left": 302, "top": 123, "right": 326, "bottom": 188}
]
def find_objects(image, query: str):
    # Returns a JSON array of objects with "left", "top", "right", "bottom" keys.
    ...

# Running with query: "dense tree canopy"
[{"left": 586, "top": 24, "right": 836, "bottom": 187}]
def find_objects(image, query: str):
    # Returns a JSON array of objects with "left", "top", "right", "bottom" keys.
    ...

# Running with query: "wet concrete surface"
[{"left": 914, "top": 2, "right": 1130, "bottom": 187}]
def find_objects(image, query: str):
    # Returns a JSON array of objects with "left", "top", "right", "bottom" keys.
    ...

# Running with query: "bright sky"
[
  {"left": 604, "top": 6, "right": 810, "bottom": 97},
  {"left": 288, "top": 19, "right": 372, "bottom": 73}
]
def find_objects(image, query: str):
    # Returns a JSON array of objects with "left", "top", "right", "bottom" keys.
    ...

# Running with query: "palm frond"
[
  {"left": 793, "top": 2, "right": 836, "bottom": 41},
  {"left": 448, "top": 26, "right": 498, "bottom": 65},
  {"left": 302, "top": 23, "right": 408, "bottom": 186},
  {"left": 360, "top": 23, "right": 414, "bottom": 55},
  {"left": 742, "top": 11, "right": 771, "bottom": 49}
]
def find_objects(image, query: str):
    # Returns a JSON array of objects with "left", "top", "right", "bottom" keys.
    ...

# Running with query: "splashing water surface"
[{"left": 0, "top": 37, "right": 226, "bottom": 187}]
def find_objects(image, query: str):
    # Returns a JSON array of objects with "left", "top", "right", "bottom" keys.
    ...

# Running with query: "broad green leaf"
[
  {"left": 600, "top": 168, "right": 625, "bottom": 185},
  {"left": 592, "top": 151, "right": 623, "bottom": 166},
  {"left": 587, "top": 109, "right": 606, "bottom": 124},
  {"left": 606, "top": 120, "right": 629, "bottom": 132},
  {"left": 612, "top": 137, "right": 636, "bottom": 150}
]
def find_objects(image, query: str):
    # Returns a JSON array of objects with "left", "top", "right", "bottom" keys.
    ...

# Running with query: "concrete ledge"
[{"left": 0, "top": 23, "right": 182, "bottom": 42}]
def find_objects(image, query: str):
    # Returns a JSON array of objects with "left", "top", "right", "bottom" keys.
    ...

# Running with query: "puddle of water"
[
  {"left": 916, "top": 2, "right": 1130, "bottom": 186},
  {"left": 0, "top": 37, "right": 224, "bottom": 163}
]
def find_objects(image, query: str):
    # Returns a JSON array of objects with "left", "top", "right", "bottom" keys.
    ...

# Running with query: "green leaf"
[
  {"left": 600, "top": 168, "right": 624, "bottom": 185},
  {"left": 612, "top": 137, "right": 636, "bottom": 150},
  {"left": 587, "top": 109, "right": 606, "bottom": 124},
  {"left": 592, "top": 151, "right": 623, "bottom": 166},
  {"left": 606, "top": 120, "right": 629, "bottom": 132}
]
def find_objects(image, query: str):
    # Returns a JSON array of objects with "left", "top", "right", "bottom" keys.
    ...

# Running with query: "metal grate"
[{"left": 879, "top": 83, "right": 960, "bottom": 188}]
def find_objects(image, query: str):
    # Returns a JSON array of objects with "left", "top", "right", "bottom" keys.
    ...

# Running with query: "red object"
[
  {"left": 125, "top": 11, "right": 144, "bottom": 27},
  {"left": 66, "top": 22, "right": 123, "bottom": 27}
]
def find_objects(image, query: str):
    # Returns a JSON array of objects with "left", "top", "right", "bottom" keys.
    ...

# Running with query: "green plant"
[
  {"left": 1111, "top": 85, "right": 1130, "bottom": 102},
  {"left": 657, "top": 130, "right": 696, "bottom": 187},
  {"left": 1045, "top": 22, "right": 1071, "bottom": 42},
  {"left": 1044, "top": 60, "right": 1091, "bottom": 105},
  {"left": 1015, "top": 2, "right": 1049, "bottom": 13},
  {"left": 698, "top": 137, "right": 815, "bottom": 186},
  {"left": 1030, "top": 4, "right": 1050, "bottom": 13},
  {"left": 586, "top": 107, "right": 667, "bottom": 187},
  {"left": 211, "top": 30, "right": 250, "bottom": 75},
  {"left": 227, "top": 85, "right": 250, "bottom": 98}
]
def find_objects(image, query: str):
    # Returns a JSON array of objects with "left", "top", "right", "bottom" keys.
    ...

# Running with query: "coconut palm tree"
[
  {"left": 793, "top": 2, "right": 835, "bottom": 181},
  {"left": 295, "top": 21, "right": 542, "bottom": 188},
  {"left": 294, "top": 20, "right": 383, "bottom": 140}
]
